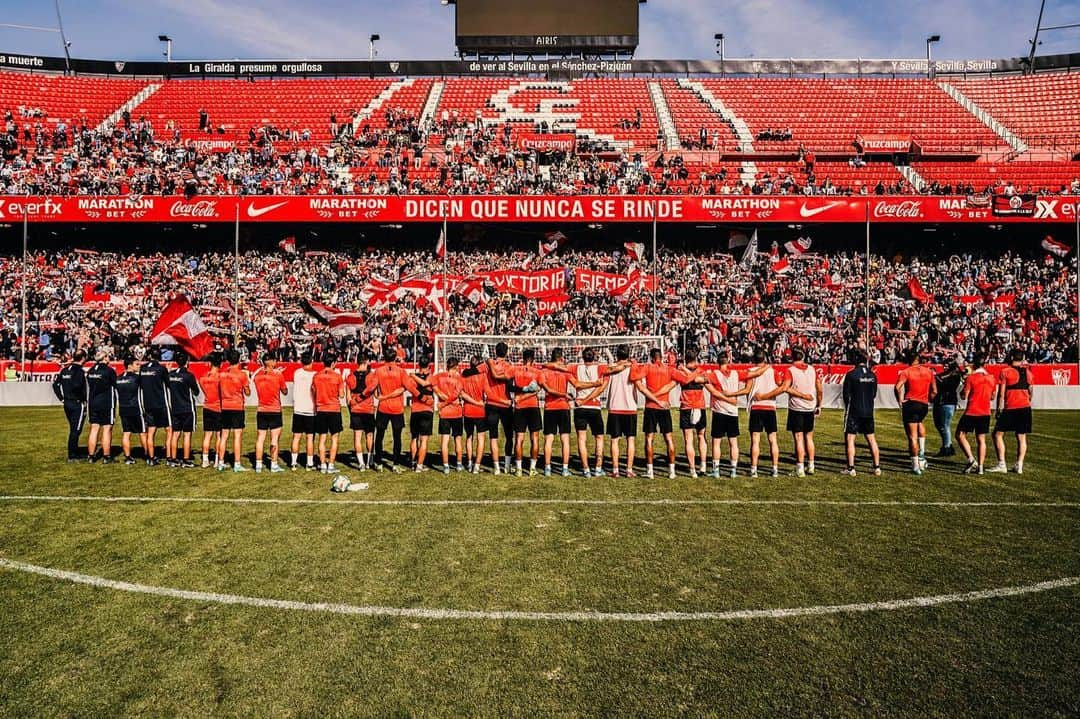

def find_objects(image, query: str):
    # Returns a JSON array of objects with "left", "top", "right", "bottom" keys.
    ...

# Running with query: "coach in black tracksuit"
[
  {"left": 139, "top": 350, "right": 171, "bottom": 465},
  {"left": 52, "top": 351, "right": 88, "bottom": 461},
  {"left": 115, "top": 357, "right": 144, "bottom": 463}
]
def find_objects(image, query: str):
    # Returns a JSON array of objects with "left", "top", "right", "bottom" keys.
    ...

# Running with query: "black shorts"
[
  {"left": 89, "top": 405, "right": 114, "bottom": 426},
  {"left": 375, "top": 412, "right": 405, "bottom": 433},
  {"left": 439, "top": 416, "right": 465, "bottom": 437},
  {"left": 574, "top": 407, "right": 604, "bottom": 435},
  {"left": 220, "top": 409, "right": 246, "bottom": 430},
  {"left": 995, "top": 407, "right": 1032, "bottom": 435},
  {"left": 957, "top": 414, "right": 991, "bottom": 436},
  {"left": 844, "top": 414, "right": 876, "bottom": 436},
  {"left": 711, "top": 412, "right": 740, "bottom": 439},
  {"left": 410, "top": 411, "right": 433, "bottom": 437},
  {"left": 349, "top": 412, "right": 375, "bottom": 433},
  {"left": 749, "top": 409, "right": 778, "bottom": 434},
  {"left": 485, "top": 405, "right": 513, "bottom": 439},
  {"left": 786, "top": 409, "right": 816, "bottom": 434},
  {"left": 315, "top": 411, "right": 343, "bottom": 435},
  {"left": 257, "top": 412, "right": 283, "bottom": 431},
  {"left": 643, "top": 407, "right": 673, "bottom": 435},
  {"left": 144, "top": 406, "right": 170, "bottom": 429},
  {"left": 171, "top": 413, "right": 195, "bottom": 433},
  {"left": 202, "top": 409, "right": 222, "bottom": 433},
  {"left": 291, "top": 413, "right": 315, "bottom": 435},
  {"left": 680, "top": 408, "right": 707, "bottom": 431},
  {"left": 902, "top": 401, "right": 929, "bottom": 425},
  {"left": 606, "top": 412, "right": 637, "bottom": 439},
  {"left": 464, "top": 416, "right": 486, "bottom": 436},
  {"left": 543, "top": 409, "right": 572, "bottom": 436},
  {"left": 120, "top": 410, "right": 145, "bottom": 434},
  {"left": 514, "top": 407, "right": 542, "bottom": 434}
]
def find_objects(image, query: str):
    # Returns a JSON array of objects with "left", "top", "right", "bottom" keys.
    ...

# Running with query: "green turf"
[{"left": 1, "top": 407, "right": 1078, "bottom": 717}]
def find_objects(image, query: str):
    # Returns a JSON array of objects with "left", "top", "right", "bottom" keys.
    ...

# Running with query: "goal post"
[{"left": 433, "top": 335, "right": 665, "bottom": 373}]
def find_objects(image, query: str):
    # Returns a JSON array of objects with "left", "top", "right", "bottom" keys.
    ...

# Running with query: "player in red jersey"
[
  {"left": 956, "top": 353, "right": 997, "bottom": 475},
  {"left": 460, "top": 356, "right": 491, "bottom": 474},
  {"left": 197, "top": 352, "right": 224, "bottom": 468},
  {"left": 312, "top": 355, "right": 345, "bottom": 473},
  {"left": 252, "top": 352, "right": 288, "bottom": 473},
  {"left": 540, "top": 348, "right": 601, "bottom": 477},
  {"left": 408, "top": 357, "right": 435, "bottom": 472},
  {"left": 672, "top": 349, "right": 710, "bottom": 479},
  {"left": 217, "top": 349, "right": 251, "bottom": 472},
  {"left": 894, "top": 349, "right": 938, "bottom": 475},
  {"left": 483, "top": 342, "right": 516, "bottom": 475},
  {"left": 432, "top": 358, "right": 484, "bottom": 474},
  {"left": 511, "top": 348, "right": 544, "bottom": 477},
  {"left": 367, "top": 346, "right": 413, "bottom": 471},
  {"left": 345, "top": 355, "right": 376, "bottom": 471},
  {"left": 640, "top": 348, "right": 679, "bottom": 479},
  {"left": 991, "top": 349, "right": 1033, "bottom": 474}
]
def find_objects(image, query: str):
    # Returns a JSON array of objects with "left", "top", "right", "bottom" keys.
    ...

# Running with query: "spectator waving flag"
[
  {"left": 150, "top": 296, "right": 214, "bottom": 359},
  {"left": 907, "top": 277, "right": 932, "bottom": 304},
  {"left": 770, "top": 256, "right": 791, "bottom": 275},
  {"left": 539, "top": 231, "right": 568, "bottom": 259},
  {"left": 784, "top": 237, "right": 812, "bottom": 256},
  {"left": 1042, "top": 235, "right": 1070, "bottom": 258},
  {"left": 623, "top": 242, "right": 646, "bottom": 262},
  {"left": 278, "top": 236, "right": 297, "bottom": 254},
  {"left": 302, "top": 300, "right": 365, "bottom": 337},
  {"left": 739, "top": 230, "right": 758, "bottom": 268}
]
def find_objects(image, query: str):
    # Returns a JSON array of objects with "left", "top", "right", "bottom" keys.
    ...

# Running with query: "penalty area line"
[
  {"left": 1, "top": 495, "right": 1080, "bottom": 508},
  {"left": 0, "top": 557, "right": 1076, "bottom": 623}
]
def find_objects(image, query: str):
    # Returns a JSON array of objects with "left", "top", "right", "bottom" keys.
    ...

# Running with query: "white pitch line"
[
  {"left": 0, "top": 557, "right": 1076, "bottom": 623},
  {"left": 1, "top": 495, "right": 1079, "bottom": 508}
]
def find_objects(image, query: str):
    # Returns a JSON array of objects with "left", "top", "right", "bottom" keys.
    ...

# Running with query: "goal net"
[{"left": 433, "top": 335, "right": 663, "bottom": 373}]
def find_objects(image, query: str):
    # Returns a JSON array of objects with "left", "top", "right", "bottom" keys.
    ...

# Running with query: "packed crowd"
[
  {"left": 2, "top": 242, "right": 1075, "bottom": 366},
  {"left": 4, "top": 105, "right": 1079, "bottom": 197}
]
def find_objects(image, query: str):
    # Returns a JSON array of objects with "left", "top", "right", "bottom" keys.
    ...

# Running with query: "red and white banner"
[
  {"left": 1, "top": 195, "right": 1076, "bottom": 224},
  {"left": 477, "top": 268, "right": 567, "bottom": 298},
  {"left": 1042, "top": 235, "right": 1070, "bottom": 258},
  {"left": 516, "top": 133, "right": 576, "bottom": 152},
  {"left": 575, "top": 269, "right": 657, "bottom": 296},
  {"left": 535, "top": 293, "right": 571, "bottom": 316},
  {"left": 855, "top": 134, "right": 913, "bottom": 153}
]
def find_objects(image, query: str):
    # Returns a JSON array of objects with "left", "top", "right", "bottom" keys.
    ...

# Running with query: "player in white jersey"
[
  {"left": 290, "top": 352, "right": 318, "bottom": 470},
  {"left": 703, "top": 348, "right": 767, "bottom": 478},
  {"left": 785, "top": 348, "right": 823, "bottom": 477},
  {"left": 745, "top": 349, "right": 795, "bottom": 478},
  {"left": 600, "top": 345, "right": 645, "bottom": 477}
]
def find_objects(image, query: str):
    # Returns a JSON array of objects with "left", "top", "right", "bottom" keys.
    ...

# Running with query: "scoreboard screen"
[{"left": 455, "top": 0, "right": 640, "bottom": 53}]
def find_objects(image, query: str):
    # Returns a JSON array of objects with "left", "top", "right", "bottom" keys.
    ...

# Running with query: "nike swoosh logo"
[
  {"left": 799, "top": 201, "right": 846, "bottom": 218},
  {"left": 246, "top": 201, "right": 289, "bottom": 218}
]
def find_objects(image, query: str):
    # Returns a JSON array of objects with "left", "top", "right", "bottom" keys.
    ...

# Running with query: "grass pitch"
[{"left": 1, "top": 407, "right": 1078, "bottom": 718}]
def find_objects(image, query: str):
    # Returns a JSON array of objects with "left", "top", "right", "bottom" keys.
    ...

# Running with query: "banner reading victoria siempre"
[{"left": 0, "top": 195, "right": 1075, "bottom": 224}]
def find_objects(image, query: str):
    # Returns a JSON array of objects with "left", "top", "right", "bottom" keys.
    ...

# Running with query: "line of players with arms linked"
[{"left": 52, "top": 341, "right": 1033, "bottom": 478}]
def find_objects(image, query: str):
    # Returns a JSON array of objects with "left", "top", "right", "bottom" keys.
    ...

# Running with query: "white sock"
[
  {"left": 918, "top": 437, "right": 926, "bottom": 456},
  {"left": 516, "top": 460, "right": 522, "bottom": 471},
  {"left": 731, "top": 460, "right": 738, "bottom": 469},
  {"left": 713, "top": 460, "right": 721, "bottom": 472},
  {"left": 529, "top": 459, "right": 537, "bottom": 471},
  {"left": 234, "top": 462, "right": 242, "bottom": 470},
  {"left": 255, "top": 461, "right": 263, "bottom": 470},
  {"left": 808, "top": 462, "right": 814, "bottom": 472},
  {"left": 912, "top": 457, "right": 920, "bottom": 470},
  {"left": 647, "top": 463, "right": 653, "bottom": 473},
  {"left": 797, "top": 463, "right": 804, "bottom": 472},
  {"left": 307, "top": 458, "right": 315, "bottom": 467}
]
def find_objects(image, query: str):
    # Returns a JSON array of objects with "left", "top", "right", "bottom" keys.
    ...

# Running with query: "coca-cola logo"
[
  {"left": 873, "top": 200, "right": 923, "bottom": 219},
  {"left": 169, "top": 200, "right": 220, "bottom": 218}
]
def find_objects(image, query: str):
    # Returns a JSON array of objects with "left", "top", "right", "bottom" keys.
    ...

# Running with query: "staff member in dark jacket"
[
  {"left": 167, "top": 353, "right": 200, "bottom": 468},
  {"left": 115, "top": 355, "right": 145, "bottom": 465},
  {"left": 933, "top": 357, "right": 964, "bottom": 457},
  {"left": 52, "top": 350, "right": 88, "bottom": 461},
  {"left": 86, "top": 350, "right": 117, "bottom": 463},
  {"left": 139, "top": 348, "right": 171, "bottom": 466},
  {"left": 841, "top": 351, "right": 881, "bottom": 477}
]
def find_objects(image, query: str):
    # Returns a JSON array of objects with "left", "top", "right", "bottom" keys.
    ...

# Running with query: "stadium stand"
[{"left": 949, "top": 73, "right": 1080, "bottom": 151}]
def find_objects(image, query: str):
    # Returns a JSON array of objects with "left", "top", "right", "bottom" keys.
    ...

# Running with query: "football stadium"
[{"left": 1, "top": 0, "right": 1079, "bottom": 715}]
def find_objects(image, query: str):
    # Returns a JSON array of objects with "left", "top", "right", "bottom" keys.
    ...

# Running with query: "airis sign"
[{"left": 0, "top": 196, "right": 1075, "bottom": 224}]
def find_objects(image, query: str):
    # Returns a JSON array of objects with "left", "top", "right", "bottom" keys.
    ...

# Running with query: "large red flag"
[
  {"left": 907, "top": 277, "right": 932, "bottom": 303},
  {"left": 150, "top": 296, "right": 214, "bottom": 358}
]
